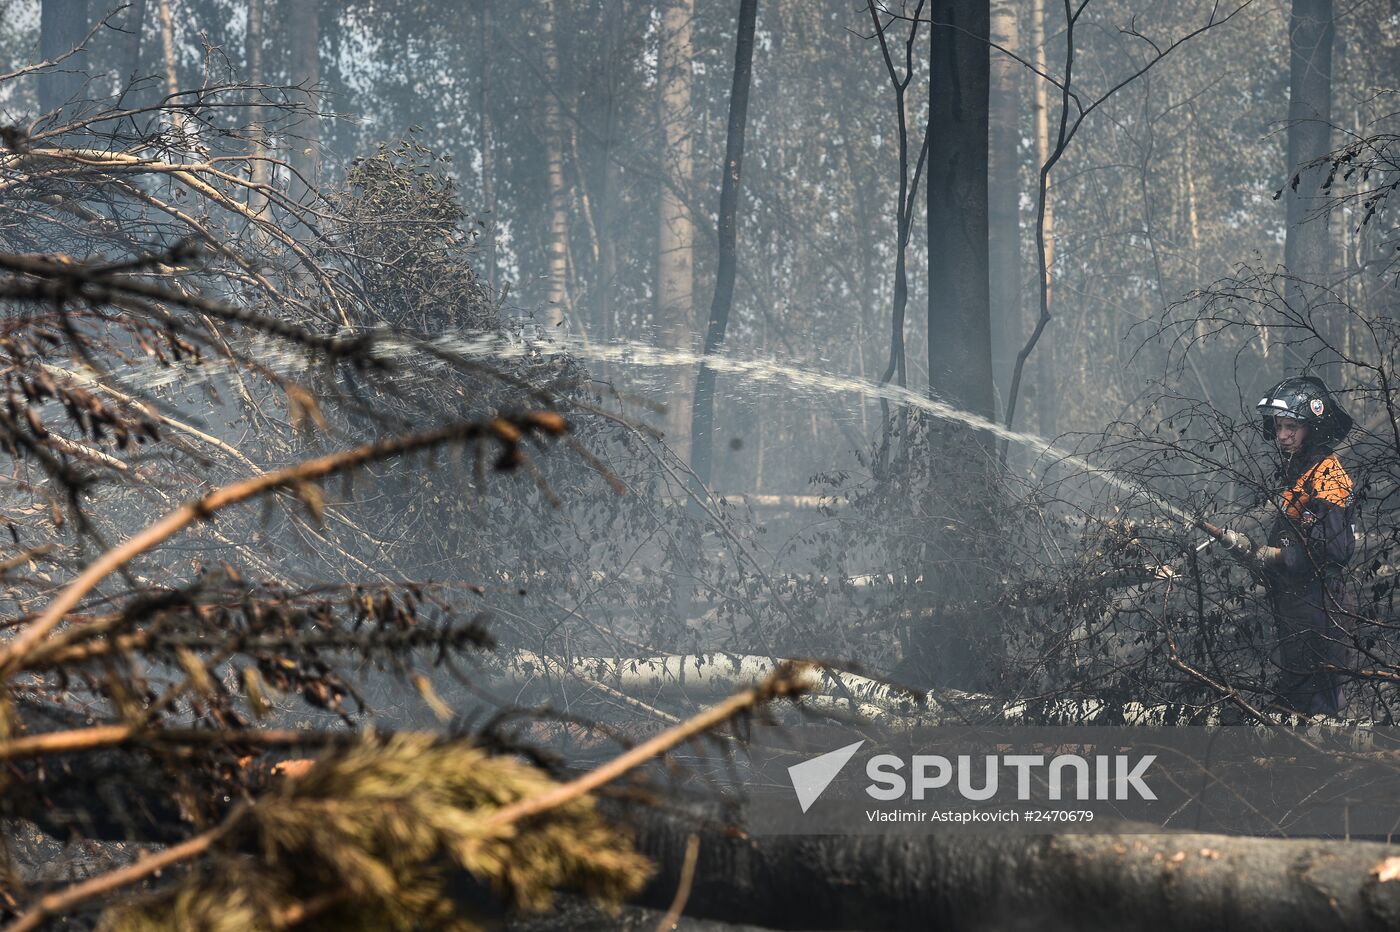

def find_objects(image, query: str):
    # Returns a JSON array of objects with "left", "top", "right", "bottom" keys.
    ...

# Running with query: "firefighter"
[{"left": 1219, "top": 377, "right": 1356, "bottom": 715}]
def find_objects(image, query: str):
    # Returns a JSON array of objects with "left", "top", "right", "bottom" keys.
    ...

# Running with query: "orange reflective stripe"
[
  {"left": 1283, "top": 454, "right": 1351, "bottom": 518},
  {"left": 1310, "top": 455, "right": 1352, "bottom": 506}
]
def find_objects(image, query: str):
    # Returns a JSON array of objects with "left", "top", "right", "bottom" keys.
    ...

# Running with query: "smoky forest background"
[{"left": 2, "top": 0, "right": 1400, "bottom": 929}]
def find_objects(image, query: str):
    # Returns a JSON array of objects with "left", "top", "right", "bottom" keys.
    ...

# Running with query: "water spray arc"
[
  {"left": 535, "top": 336, "right": 1210, "bottom": 537},
  {"left": 102, "top": 331, "right": 1225, "bottom": 546}
]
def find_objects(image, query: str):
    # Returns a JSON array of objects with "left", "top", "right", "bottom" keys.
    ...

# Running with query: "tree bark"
[
  {"left": 246, "top": 0, "right": 268, "bottom": 214},
  {"left": 156, "top": 0, "right": 179, "bottom": 102},
  {"left": 659, "top": 0, "right": 697, "bottom": 461},
  {"left": 918, "top": 0, "right": 996, "bottom": 692},
  {"left": 926, "top": 0, "right": 993, "bottom": 428},
  {"left": 690, "top": 0, "right": 759, "bottom": 491},
  {"left": 1031, "top": 0, "right": 1057, "bottom": 436},
  {"left": 624, "top": 808, "right": 1400, "bottom": 931},
  {"left": 38, "top": 0, "right": 92, "bottom": 116},
  {"left": 542, "top": 0, "right": 569, "bottom": 328},
  {"left": 988, "top": 0, "right": 1021, "bottom": 411},
  {"left": 1282, "top": 0, "right": 1336, "bottom": 373}
]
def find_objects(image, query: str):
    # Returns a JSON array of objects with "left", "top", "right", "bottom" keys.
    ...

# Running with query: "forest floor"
[{"left": 502, "top": 893, "right": 780, "bottom": 931}]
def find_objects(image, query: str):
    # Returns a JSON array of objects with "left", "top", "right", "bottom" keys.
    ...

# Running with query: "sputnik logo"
[{"left": 788, "top": 740, "right": 865, "bottom": 812}]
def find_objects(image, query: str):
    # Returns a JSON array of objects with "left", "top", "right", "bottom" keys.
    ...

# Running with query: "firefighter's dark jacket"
[
  {"left": 1264, "top": 445, "right": 1356, "bottom": 712},
  {"left": 1268, "top": 448, "right": 1354, "bottom": 574}
]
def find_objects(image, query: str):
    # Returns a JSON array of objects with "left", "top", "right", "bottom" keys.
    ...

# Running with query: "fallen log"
[
  {"left": 492, "top": 651, "right": 1375, "bottom": 727},
  {"left": 621, "top": 802, "right": 1400, "bottom": 931},
  {"left": 496, "top": 651, "right": 934, "bottom": 715}
]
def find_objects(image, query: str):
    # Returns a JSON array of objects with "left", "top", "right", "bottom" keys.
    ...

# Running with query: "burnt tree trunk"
[
  {"left": 868, "top": 0, "right": 928, "bottom": 401},
  {"left": 1282, "top": 0, "right": 1336, "bottom": 373},
  {"left": 915, "top": 0, "right": 999, "bottom": 692},
  {"left": 926, "top": 0, "right": 993, "bottom": 429},
  {"left": 689, "top": 0, "right": 759, "bottom": 492}
]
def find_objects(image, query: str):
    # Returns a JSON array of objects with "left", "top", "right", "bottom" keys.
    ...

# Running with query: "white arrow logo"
[{"left": 788, "top": 740, "right": 865, "bottom": 813}]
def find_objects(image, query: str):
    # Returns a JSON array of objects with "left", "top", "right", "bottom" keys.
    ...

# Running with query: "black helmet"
[{"left": 1256, "top": 376, "right": 1353, "bottom": 445}]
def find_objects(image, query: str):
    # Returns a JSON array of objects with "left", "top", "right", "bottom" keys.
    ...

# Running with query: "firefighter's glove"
[{"left": 1252, "top": 545, "right": 1284, "bottom": 567}]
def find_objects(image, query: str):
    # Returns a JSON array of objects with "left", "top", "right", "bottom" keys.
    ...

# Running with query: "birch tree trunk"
[
  {"left": 246, "top": 0, "right": 268, "bottom": 214},
  {"left": 1031, "top": 0, "right": 1057, "bottom": 436},
  {"left": 540, "top": 0, "right": 570, "bottom": 329}
]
